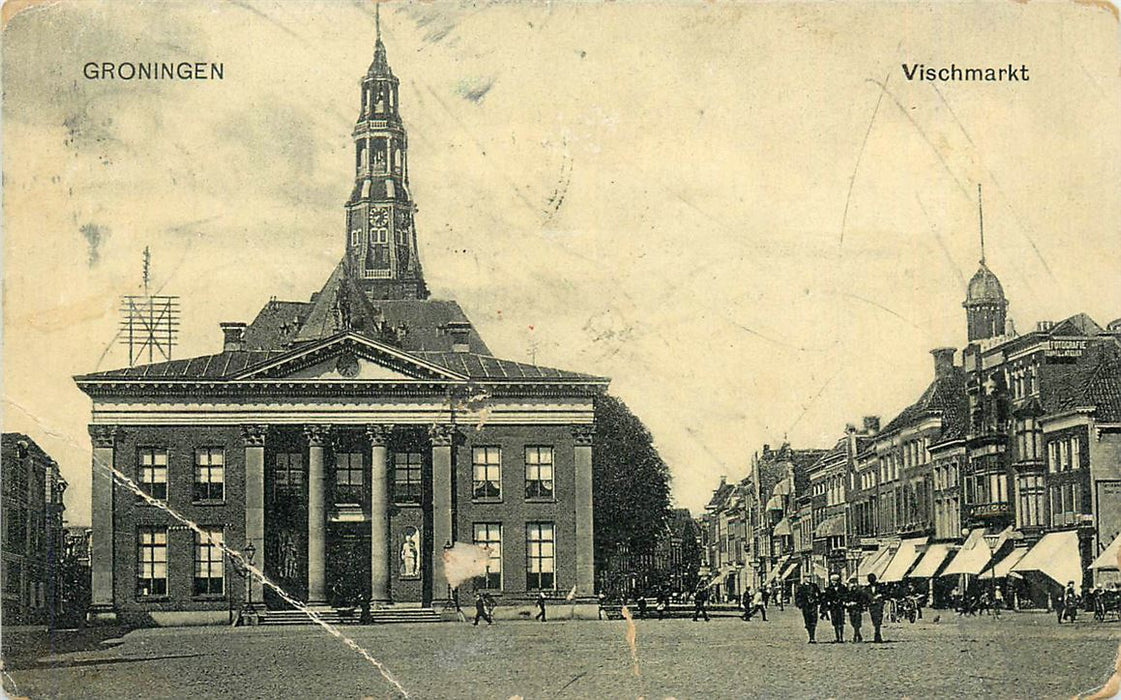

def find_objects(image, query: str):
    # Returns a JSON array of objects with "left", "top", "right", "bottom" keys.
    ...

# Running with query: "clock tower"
[{"left": 344, "top": 14, "right": 428, "bottom": 300}]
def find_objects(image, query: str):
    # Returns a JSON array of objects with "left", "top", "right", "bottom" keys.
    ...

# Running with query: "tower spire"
[
  {"left": 977, "top": 183, "right": 985, "bottom": 265},
  {"left": 375, "top": 1, "right": 381, "bottom": 42}
]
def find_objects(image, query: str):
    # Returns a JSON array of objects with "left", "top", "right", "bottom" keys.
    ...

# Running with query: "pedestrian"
[
  {"left": 773, "top": 583, "right": 785, "bottom": 611},
  {"left": 597, "top": 591, "right": 607, "bottom": 620},
  {"left": 845, "top": 577, "right": 866, "bottom": 643},
  {"left": 473, "top": 591, "right": 493, "bottom": 626},
  {"left": 535, "top": 591, "right": 547, "bottom": 622},
  {"left": 866, "top": 573, "right": 886, "bottom": 643},
  {"left": 1060, "top": 581, "right": 1079, "bottom": 623},
  {"left": 751, "top": 586, "right": 768, "bottom": 621},
  {"left": 692, "top": 585, "right": 711, "bottom": 622},
  {"left": 821, "top": 574, "right": 848, "bottom": 643},
  {"left": 741, "top": 587, "right": 753, "bottom": 621},
  {"left": 761, "top": 585, "right": 770, "bottom": 609},
  {"left": 794, "top": 577, "right": 821, "bottom": 643}
]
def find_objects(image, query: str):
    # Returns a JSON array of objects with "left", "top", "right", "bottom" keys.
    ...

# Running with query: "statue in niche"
[
  {"left": 279, "top": 531, "right": 300, "bottom": 581},
  {"left": 400, "top": 527, "right": 420, "bottom": 578}
]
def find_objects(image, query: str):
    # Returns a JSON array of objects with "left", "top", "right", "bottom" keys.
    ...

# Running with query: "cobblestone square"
[{"left": 6, "top": 608, "right": 1119, "bottom": 699}]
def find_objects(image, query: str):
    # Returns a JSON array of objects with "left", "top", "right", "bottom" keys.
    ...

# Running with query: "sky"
[{"left": 3, "top": 0, "right": 1120, "bottom": 525}]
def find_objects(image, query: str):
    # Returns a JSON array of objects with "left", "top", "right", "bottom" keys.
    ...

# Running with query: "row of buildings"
[
  {"left": 701, "top": 255, "right": 1121, "bottom": 608},
  {"left": 1, "top": 433, "right": 86, "bottom": 626}
]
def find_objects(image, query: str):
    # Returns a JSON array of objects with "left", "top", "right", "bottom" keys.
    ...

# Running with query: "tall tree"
[{"left": 593, "top": 394, "right": 672, "bottom": 563}]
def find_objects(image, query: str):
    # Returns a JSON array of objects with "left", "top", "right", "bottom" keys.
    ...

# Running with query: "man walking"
[
  {"left": 692, "top": 584, "right": 711, "bottom": 622},
  {"left": 846, "top": 576, "right": 867, "bottom": 643},
  {"left": 1060, "top": 581, "right": 1079, "bottom": 623},
  {"left": 750, "top": 586, "right": 768, "bottom": 621},
  {"left": 535, "top": 591, "right": 548, "bottom": 622},
  {"left": 821, "top": 574, "right": 848, "bottom": 643},
  {"left": 866, "top": 573, "right": 886, "bottom": 643},
  {"left": 794, "top": 577, "right": 821, "bottom": 643},
  {"left": 473, "top": 591, "right": 493, "bottom": 626},
  {"left": 741, "top": 587, "right": 753, "bottom": 621}
]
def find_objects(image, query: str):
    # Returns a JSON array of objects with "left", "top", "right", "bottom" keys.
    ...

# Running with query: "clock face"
[{"left": 369, "top": 207, "right": 389, "bottom": 228}]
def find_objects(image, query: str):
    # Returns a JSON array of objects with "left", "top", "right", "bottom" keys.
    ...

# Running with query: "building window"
[
  {"left": 335, "top": 452, "right": 364, "bottom": 505},
  {"left": 472, "top": 523, "right": 502, "bottom": 590},
  {"left": 472, "top": 447, "right": 501, "bottom": 500},
  {"left": 1017, "top": 475, "right": 1046, "bottom": 528},
  {"left": 393, "top": 452, "right": 423, "bottom": 504},
  {"left": 193, "top": 448, "right": 225, "bottom": 502},
  {"left": 1070, "top": 437, "right": 1081, "bottom": 470},
  {"left": 193, "top": 527, "right": 224, "bottom": 596},
  {"left": 138, "top": 448, "right": 168, "bottom": 501},
  {"left": 137, "top": 527, "right": 168, "bottom": 597},
  {"left": 273, "top": 453, "right": 304, "bottom": 499},
  {"left": 524, "top": 446, "right": 554, "bottom": 500},
  {"left": 526, "top": 522, "right": 555, "bottom": 590},
  {"left": 350, "top": 229, "right": 361, "bottom": 247}
]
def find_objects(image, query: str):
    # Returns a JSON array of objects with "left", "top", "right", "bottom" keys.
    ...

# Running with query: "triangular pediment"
[{"left": 233, "top": 333, "right": 466, "bottom": 382}]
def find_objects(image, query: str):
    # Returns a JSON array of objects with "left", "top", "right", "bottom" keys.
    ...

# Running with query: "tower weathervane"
[{"left": 977, "top": 183, "right": 985, "bottom": 265}]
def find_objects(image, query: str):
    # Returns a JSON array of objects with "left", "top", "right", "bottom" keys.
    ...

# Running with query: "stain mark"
[
  {"left": 558, "top": 671, "right": 588, "bottom": 692},
  {"left": 620, "top": 605, "right": 640, "bottom": 678},
  {"left": 80, "top": 223, "right": 108, "bottom": 267},
  {"left": 456, "top": 76, "right": 496, "bottom": 104},
  {"left": 840, "top": 71, "right": 890, "bottom": 247},
  {"left": 544, "top": 140, "right": 573, "bottom": 224}
]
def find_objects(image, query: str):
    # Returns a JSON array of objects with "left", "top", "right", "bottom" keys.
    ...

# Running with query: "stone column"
[
  {"left": 242, "top": 425, "right": 267, "bottom": 603},
  {"left": 305, "top": 425, "right": 331, "bottom": 605},
  {"left": 429, "top": 425, "right": 456, "bottom": 606},
  {"left": 573, "top": 425, "right": 596, "bottom": 597},
  {"left": 366, "top": 425, "right": 393, "bottom": 604},
  {"left": 89, "top": 426, "right": 118, "bottom": 620}
]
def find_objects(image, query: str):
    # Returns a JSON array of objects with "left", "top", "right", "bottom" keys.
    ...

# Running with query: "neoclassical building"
[{"left": 76, "top": 29, "right": 607, "bottom": 625}]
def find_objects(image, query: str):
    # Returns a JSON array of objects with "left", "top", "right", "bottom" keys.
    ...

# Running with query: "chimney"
[
  {"left": 445, "top": 321, "right": 472, "bottom": 353},
  {"left": 931, "top": 347, "right": 956, "bottom": 378},
  {"left": 862, "top": 416, "right": 880, "bottom": 434},
  {"left": 845, "top": 423, "right": 857, "bottom": 434},
  {"left": 220, "top": 322, "right": 247, "bottom": 352}
]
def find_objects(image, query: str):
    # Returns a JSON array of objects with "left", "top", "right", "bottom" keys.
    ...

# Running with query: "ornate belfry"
[{"left": 344, "top": 13, "right": 428, "bottom": 301}]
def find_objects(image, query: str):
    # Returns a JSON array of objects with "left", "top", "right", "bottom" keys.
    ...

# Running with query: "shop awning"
[
  {"left": 941, "top": 529, "right": 993, "bottom": 577},
  {"left": 1091, "top": 535, "right": 1121, "bottom": 571},
  {"left": 985, "top": 547, "right": 1029, "bottom": 578},
  {"left": 773, "top": 517, "right": 792, "bottom": 537},
  {"left": 766, "top": 494, "right": 784, "bottom": 511},
  {"left": 857, "top": 548, "right": 891, "bottom": 578},
  {"left": 1011, "top": 530, "right": 1083, "bottom": 588},
  {"left": 773, "top": 476, "right": 794, "bottom": 496},
  {"left": 812, "top": 562, "right": 829, "bottom": 583},
  {"left": 814, "top": 514, "right": 845, "bottom": 538},
  {"left": 779, "top": 560, "right": 801, "bottom": 581},
  {"left": 880, "top": 538, "right": 927, "bottom": 583},
  {"left": 764, "top": 556, "right": 791, "bottom": 584},
  {"left": 907, "top": 543, "right": 952, "bottom": 579}
]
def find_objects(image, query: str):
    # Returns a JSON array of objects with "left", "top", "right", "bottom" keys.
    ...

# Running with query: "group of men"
[{"left": 794, "top": 573, "right": 888, "bottom": 644}]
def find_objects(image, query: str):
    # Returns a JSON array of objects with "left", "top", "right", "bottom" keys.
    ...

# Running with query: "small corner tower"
[
  {"left": 344, "top": 7, "right": 429, "bottom": 300},
  {"left": 962, "top": 185, "right": 1008, "bottom": 342}
]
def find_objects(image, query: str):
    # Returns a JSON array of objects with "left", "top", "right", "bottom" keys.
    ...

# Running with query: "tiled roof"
[
  {"left": 415, "top": 351, "right": 597, "bottom": 380},
  {"left": 881, "top": 366, "right": 968, "bottom": 438},
  {"left": 75, "top": 351, "right": 289, "bottom": 380},
  {"left": 74, "top": 344, "right": 602, "bottom": 384},
  {"left": 1047, "top": 348, "right": 1121, "bottom": 422}
]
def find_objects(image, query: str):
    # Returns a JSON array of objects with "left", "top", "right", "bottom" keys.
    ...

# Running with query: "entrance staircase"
[{"left": 258, "top": 606, "right": 443, "bottom": 626}]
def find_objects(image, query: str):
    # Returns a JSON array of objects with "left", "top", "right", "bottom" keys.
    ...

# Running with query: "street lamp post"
[{"left": 243, "top": 542, "right": 257, "bottom": 616}]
